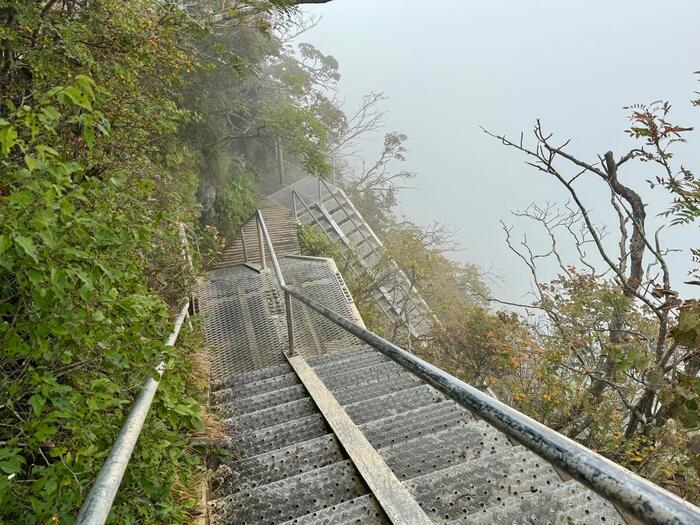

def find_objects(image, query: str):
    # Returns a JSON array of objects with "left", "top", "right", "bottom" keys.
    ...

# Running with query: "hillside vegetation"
[
  {"left": 2, "top": 1, "right": 699, "bottom": 522},
  {"left": 0, "top": 1, "right": 341, "bottom": 522}
]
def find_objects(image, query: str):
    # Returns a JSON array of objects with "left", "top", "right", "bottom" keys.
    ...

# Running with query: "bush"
[{"left": 0, "top": 74, "right": 207, "bottom": 525}]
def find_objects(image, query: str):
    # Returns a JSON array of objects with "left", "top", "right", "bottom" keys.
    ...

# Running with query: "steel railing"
[
  {"left": 253, "top": 209, "right": 700, "bottom": 525},
  {"left": 75, "top": 301, "right": 191, "bottom": 525}
]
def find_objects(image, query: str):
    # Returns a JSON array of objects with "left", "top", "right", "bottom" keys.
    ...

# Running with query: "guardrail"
[
  {"left": 253, "top": 209, "right": 700, "bottom": 525},
  {"left": 75, "top": 300, "right": 191, "bottom": 525}
]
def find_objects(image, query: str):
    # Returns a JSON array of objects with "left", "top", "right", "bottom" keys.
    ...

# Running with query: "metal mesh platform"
[{"left": 199, "top": 256, "right": 364, "bottom": 381}]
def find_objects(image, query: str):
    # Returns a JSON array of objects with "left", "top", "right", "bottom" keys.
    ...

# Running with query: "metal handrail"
[
  {"left": 256, "top": 210, "right": 295, "bottom": 355},
  {"left": 75, "top": 300, "right": 191, "bottom": 525},
  {"left": 252, "top": 209, "right": 700, "bottom": 525}
]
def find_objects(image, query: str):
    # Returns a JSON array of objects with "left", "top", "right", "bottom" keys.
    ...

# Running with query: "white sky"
[{"left": 297, "top": 0, "right": 700, "bottom": 303}]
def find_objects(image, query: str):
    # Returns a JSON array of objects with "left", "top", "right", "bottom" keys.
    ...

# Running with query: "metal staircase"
[
  {"left": 268, "top": 176, "right": 434, "bottom": 340},
  {"left": 195, "top": 209, "right": 700, "bottom": 525},
  {"left": 212, "top": 197, "right": 300, "bottom": 270},
  {"left": 73, "top": 205, "right": 700, "bottom": 525}
]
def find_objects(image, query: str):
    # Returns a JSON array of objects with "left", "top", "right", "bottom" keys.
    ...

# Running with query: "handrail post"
[
  {"left": 292, "top": 193, "right": 298, "bottom": 223},
  {"left": 285, "top": 291, "right": 295, "bottom": 356},
  {"left": 256, "top": 211, "right": 295, "bottom": 356},
  {"left": 240, "top": 227, "right": 248, "bottom": 263},
  {"left": 317, "top": 174, "right": 322, "bottom": 206},
  {"left": 256, "top": 215, "right": 266, "bottom": 270}
]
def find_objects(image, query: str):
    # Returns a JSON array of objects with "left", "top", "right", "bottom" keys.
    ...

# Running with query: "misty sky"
[{"left": 296, "top": 0, "right": 700, "bottom": 304}]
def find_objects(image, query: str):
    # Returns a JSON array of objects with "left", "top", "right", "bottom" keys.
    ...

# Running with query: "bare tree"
[{"left": 483, "top": 116, "right": 686, "bottom": 439}]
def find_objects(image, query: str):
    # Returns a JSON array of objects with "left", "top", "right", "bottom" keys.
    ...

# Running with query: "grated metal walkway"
[{"left": 199, "top": 222, "right": 625, "bottom": 523}]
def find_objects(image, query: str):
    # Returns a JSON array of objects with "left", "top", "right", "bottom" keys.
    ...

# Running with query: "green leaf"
[
  {"left": 57, "top": 86, "right": 92, "bottom": 111},
  {"left": 6, "top": 189, "right": 33, "bottom": 207},
  {"left": 75, "top": 75, "right": 96, "bottom": 99},
  {"left": 0, "top": 124, "right": 17, "bottom": 156},
  {"left": 13, "top": 235, "right": 38, "bottom": 262},
  {"left": 28, "top": 394, "right": 45, "bottom": 416},
  {"left": 39, "top": 106, "right": 61, "bottom": 127},
  {"left": 35, "top": 144, "right": 59, "bottom": 158},
  {"left": 0, "top": 448, "right": 24, "bottom": 475},
  {"left": 0, "top": 235, "right": 10, "bottom": 255}
]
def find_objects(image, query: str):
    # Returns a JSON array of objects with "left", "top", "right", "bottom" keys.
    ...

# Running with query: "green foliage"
[
  {"left": 1, "top": 2, "right": 343, "bottom": 519},
  {"left": 212, "top": 170, "right": 257, "bottom": 241},
  {"left": 298, "top": 224, "right": 342, "bottom": 259},
  {"left": 0, "top": 79, "right": 206, "bottom": 522},
  {"left": 673, "top": 303, "right": 700, "bottom": 348},
  {"left": 0, "top": 0, "right": 228, "bottom": 521}
]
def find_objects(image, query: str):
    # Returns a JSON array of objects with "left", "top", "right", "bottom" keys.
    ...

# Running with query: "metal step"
[
  {"left": 212, "top": 362, "right": 293, "bottom": 392},
  {"left": 405, "top": 446, "right": 562, "bottom": 522},
  {"left": 463, "top": 480, "right": 624, "bottom": 525},
  {"left": 211, "top": 371, "right": 300, "bottom": 406},
  {"left": 319, "top": 360, "right": 406, "bottom": 390},
  {"left": 380, "top": 420, "right": 512, "bottom": 480},
  {"left": 332, "top": 372, "right": 423, "bottom": 406},
  {"left": 224, "top": 397, "right": 317, "bottom": 433},
  {"left": 312, "top": 351, "right": 390, "bottom": 379},
  {"left": 215, "top": 384, "right": 308, "bottom": 417},
  {"left": 279, "top": 493, "right": 389, "bottom": 524},
  {"left": 208, "top": 460, "right": 369, "bottom": 525},
  {"left": 344, "top": 384, "right": 447, "bottom": 425},
  {"left": 359, "top": 400, "right": 475, "bottom": 449},
  {"left": 215, "top": 433, "right": 345, "bottom": 497},
  {"left": 232, "top": 413, "right": 330, "bottom": 457},
  {"left": 307, "top": 345, "right": 378, "bottom": 368}
]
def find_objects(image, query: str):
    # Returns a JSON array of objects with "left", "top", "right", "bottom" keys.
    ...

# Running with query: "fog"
[{"left": 296, "top": 0, "right": 700, "bottom": 304}]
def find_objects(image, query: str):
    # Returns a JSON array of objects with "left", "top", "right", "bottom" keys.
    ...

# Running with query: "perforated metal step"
[
  {"left": 359, "top": 400, "right": 474, "bottom": 449},
  {"left": 216, "top": 383, "right": 308, "bottom": 417},
  {"left": 215, "top": 433, "right": 344, "bottom": 497},
  {"left": 405, "top": 446, "right": 562, "bottom": 522},
  {"left": 208, "top": 460, "right": 369, "bottom": 525},
  {"left": 463, "top": 480, "right": 624, "bottom": 525},
  {"left": 224, "top": 397, "right": 318, "bottom": 433},
  {"left": 310, "top": 347, "right": 389, "bottom": 376},
  {"left": 318, "top": 360, "right": 407, "bottom": 390},
  {"left": 331, "top": 372, "right": 423, "bottom": 406},
  {"left": 213, "top": 362, "right": 294, "bottom": 392},
  {"left": 379, "top": 420, "right": 512, "bottom": 481},
  {"left": 232, "top": 413, "right": 330, "bottom": 458},
  {"left": 344, "top": 384, "right": 447, "bottom": 424},
  {"left": 279, "top": 494, "right": 389, "bottom": 525},
  {"left": 211, "top": 371, "right": 300, "bottom": 406}
]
